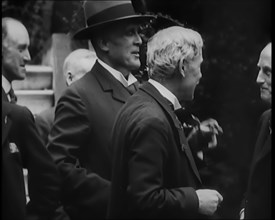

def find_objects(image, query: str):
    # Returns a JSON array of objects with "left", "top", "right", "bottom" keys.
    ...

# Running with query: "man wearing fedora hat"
[{"left": 47, "top": 1, "right": 155, "bottom": 219}]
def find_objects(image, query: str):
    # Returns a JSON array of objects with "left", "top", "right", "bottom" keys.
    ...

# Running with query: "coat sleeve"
[
  {"left": 47, "top": 88, "right": 110, "bottom": 216},
  {"left": 34, "top": 108, "right": 55, "bottom": 146},
  {"left": 14, "top": 106, "right": 61, "bottom": 218}
]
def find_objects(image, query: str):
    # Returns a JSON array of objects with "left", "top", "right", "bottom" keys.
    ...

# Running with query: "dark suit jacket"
[
  {"left": 2, "top": 101, "right": 61, "bottom": 220},
  {"left": 35, "top": 107, "right": 55, "bottom": 146},
  {"left": 244, "top": 109, "right": 271, "bottom": 219},
  {"left": 107, "top": 82, "right": 204, "bottom": 219},
  {"left": 35, "top": 109, "right": 71, "bottom": 220},
  {"left": 47, "top": 61, "right": 133, "bottom": 219}
]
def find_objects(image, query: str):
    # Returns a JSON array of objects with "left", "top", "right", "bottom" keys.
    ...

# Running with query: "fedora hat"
[{"left": 74, "top": 1, "right": 156, "bottom": 39}]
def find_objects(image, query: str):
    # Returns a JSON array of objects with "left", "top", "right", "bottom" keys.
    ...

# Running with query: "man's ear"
[
  {"left": 97, "top": 38, "right": 109, "bottom": 52},
  {"left": 67, "top": 72, "right": 73, "bottom": 82},
  {"left": 178, "top": 57, "right": 185, "bottom": 77}
]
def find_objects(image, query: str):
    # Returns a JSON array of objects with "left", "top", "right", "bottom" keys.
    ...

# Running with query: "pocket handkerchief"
[{"left": 9, "top": 142, "right": 19, "bottom": 153}]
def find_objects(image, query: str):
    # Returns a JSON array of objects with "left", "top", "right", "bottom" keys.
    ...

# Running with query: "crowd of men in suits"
[{"left": 2, "top": 1, "right": 271, "bottom": 219}]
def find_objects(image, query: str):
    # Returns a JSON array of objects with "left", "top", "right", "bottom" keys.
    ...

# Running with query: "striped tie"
[
  {"left": 8, "top": 88, "right": 17, "bottom": 104},
  {"left": 127, "top": 82, "right": 139, "bottom": 95}
]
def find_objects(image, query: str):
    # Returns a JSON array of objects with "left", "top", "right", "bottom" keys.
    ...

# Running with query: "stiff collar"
[
  {"left": 148, "top": 79, "right": 182, "bottom": 110},
  {"left": 2, "top": 75, "right": 11, "bottom": 94},
  {"left": 97, "top": 58, "right": 137, "bottom": 87}
]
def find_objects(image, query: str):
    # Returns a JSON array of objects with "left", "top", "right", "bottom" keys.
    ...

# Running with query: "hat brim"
[{"left": 73, "top": 15, "right": 155, "bottom": 39}]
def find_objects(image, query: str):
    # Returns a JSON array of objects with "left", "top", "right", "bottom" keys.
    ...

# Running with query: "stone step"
[
  {"left": 15, "top": 90, "right": 54, "bottom": 115},
  {"left": 12, "top": 65, "right": 53, "bottom": 90}
]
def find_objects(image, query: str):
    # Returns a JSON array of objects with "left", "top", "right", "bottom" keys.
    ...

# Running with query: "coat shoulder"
[{"left": 3, "top": 102, "right": 33, "bottom": 124}]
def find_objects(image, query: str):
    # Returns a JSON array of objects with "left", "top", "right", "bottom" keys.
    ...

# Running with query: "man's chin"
[
  {"left": 260, "top": 94, "right": 271, "bottom": 105},
  {"left": 17, "top": 73, "right": 26, "bottom": 80},
  {"left": 180, "top": 95, "right": 194, "bottom": 102},
  {"left": 129, "top": 63, "right": 141, "bottom": 72}
]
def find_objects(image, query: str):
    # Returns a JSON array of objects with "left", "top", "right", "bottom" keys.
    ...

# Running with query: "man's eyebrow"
[
  {"left": 263, "top": 66, "right": 272, "bottom": 71},
  {"left": 18, "top": 44, "right": 28, "bottom": 49}
]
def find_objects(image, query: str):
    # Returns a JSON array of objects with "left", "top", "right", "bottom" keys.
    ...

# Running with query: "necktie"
[
  {"left": 8, "top": 88, "right": 17, "bottom": 104},
  {"left": 174, "top": 108, "right": 200, "bottom": 127},
  {"left": 127, "top": 82, "right": 139, "bottom": 95},
  {"left": 174, "top": 108, "right": 200, "bottom": 136}
]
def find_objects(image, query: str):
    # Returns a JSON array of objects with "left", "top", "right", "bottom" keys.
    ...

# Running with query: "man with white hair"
[
  {"left": 35, "top": 48, "right": 96, "bottom": 147},
  {"left": 63, "top": 48, "right": 97, "bottom": 86},
  {"left": 108, "top": 26, "right": 223, "bottom": 219},
  {"left": 35, "top": 48, "right": 97, "bottom": 220}
]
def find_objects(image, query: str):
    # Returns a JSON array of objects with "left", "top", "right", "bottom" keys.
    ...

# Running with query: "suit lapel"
[
  {"left": 257, "top": 134, "right": 271, "bottom": 159},
  {"left": 92, "top": 61, "right": 131, "bottom": 103},
  {"left": 254, "top": 125, "right": 271, "bottom": 163},
  {"left": 140, "top": 82, "right": 201, "bottom": 183},
  {"left": 2, "top": 102, "right": 12, "bottom": 145},
  {"left": 249, "top": 111, "right": 271, "bottom": 178},
  {"left": 2, "top": 87, "right": 9, "bottom": 102}
]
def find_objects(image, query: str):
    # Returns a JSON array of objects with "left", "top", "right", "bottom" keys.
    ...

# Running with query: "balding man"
[
  {"left": 34, "top": 48, "right": 97, "bottom": 220},
  {"left": 63, "top": 48, "right": 97, "bottom": 86},
  {"left": 35, "top": 48, "right": 97, "bottom": 146},
  {"left": 2, "top": 17, "right": 31, "bottom": 103},
  {"left": 2, "top": 17, "right": 60, "bottom": 220},
  {"left": 240, "top": 42, "right": 272, "bottom": 219}
]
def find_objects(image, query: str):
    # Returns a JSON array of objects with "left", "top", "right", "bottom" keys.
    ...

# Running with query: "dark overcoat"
[
  {"left": 1, "top": 101, "right": 60, "bottom": 220},
  {"left": 107, "top": 82, "right": 204, "bottom": 219},
  {"left": 244, "top": 109, "right": 271, "bottom": 219},
  {"left": 34, "top": 106, "right": 55, "bottom": 146},
  {"left": 47, "top": 61, "right": 133, "bottom": 219}
]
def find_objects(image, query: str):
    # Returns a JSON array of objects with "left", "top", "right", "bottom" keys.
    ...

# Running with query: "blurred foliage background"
[
  {"left": 2, "top": 0, "right": 271, "bottom": 218},
  {"left": 2, "top": 0, "right": 86, "bottom": 63},
  {"left": 2, "top": 0, "right": 50, "bottom": 63}
]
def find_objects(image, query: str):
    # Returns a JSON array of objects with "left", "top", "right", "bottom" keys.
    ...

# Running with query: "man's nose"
[
  {"left": 256, "top": 71, "right": 265, "bottom": 84},
  {"left": 23, "top": 49, "right": 31, "bottom": 62},
  {"left": 135, "top": 33, "right": 142, "bottom": 46},
  {"left": 197, "top": 69, "right": 202, "bottom": 80}
]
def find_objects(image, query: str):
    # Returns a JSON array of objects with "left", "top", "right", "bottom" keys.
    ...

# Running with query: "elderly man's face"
[
  {"left": 104, "top": 20, "right": 143, "bottom": 75},
  {"left": 256, "top": 43, "right": 272, "bottom": 105},
  {"left": 2, "top": 20, "right": 31, "bottom": 82}
]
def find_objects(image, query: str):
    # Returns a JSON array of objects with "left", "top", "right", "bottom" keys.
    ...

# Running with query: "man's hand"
[
  {"left": 196, "top": 189, "right": 223, "bottom": 216},
  {"left": 199, "top": 118, "right": 223, "bottom": 148}
]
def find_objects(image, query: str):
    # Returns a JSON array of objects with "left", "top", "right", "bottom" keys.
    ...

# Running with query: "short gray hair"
[
  {"left": 147, "top": 26, "right": 203, "bottom": 80},
  {"left": 63, "top": 48, "right": 97, "bottom": 77}
]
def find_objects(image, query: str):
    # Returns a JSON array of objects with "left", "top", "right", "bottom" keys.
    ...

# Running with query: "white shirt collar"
[
  {"left": 2, "top": 75, "right": 11, "bottom": 94},
  {"left": 97, "top": 58, "right": 138, "bottom": 87},
  {"left": 148, "top": 79, "right": 182, "bottom": 110}
]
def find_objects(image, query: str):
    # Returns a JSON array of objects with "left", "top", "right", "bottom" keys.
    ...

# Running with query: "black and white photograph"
[{"left": 2, "top": 0, "right": 271, "bottom": 219}]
